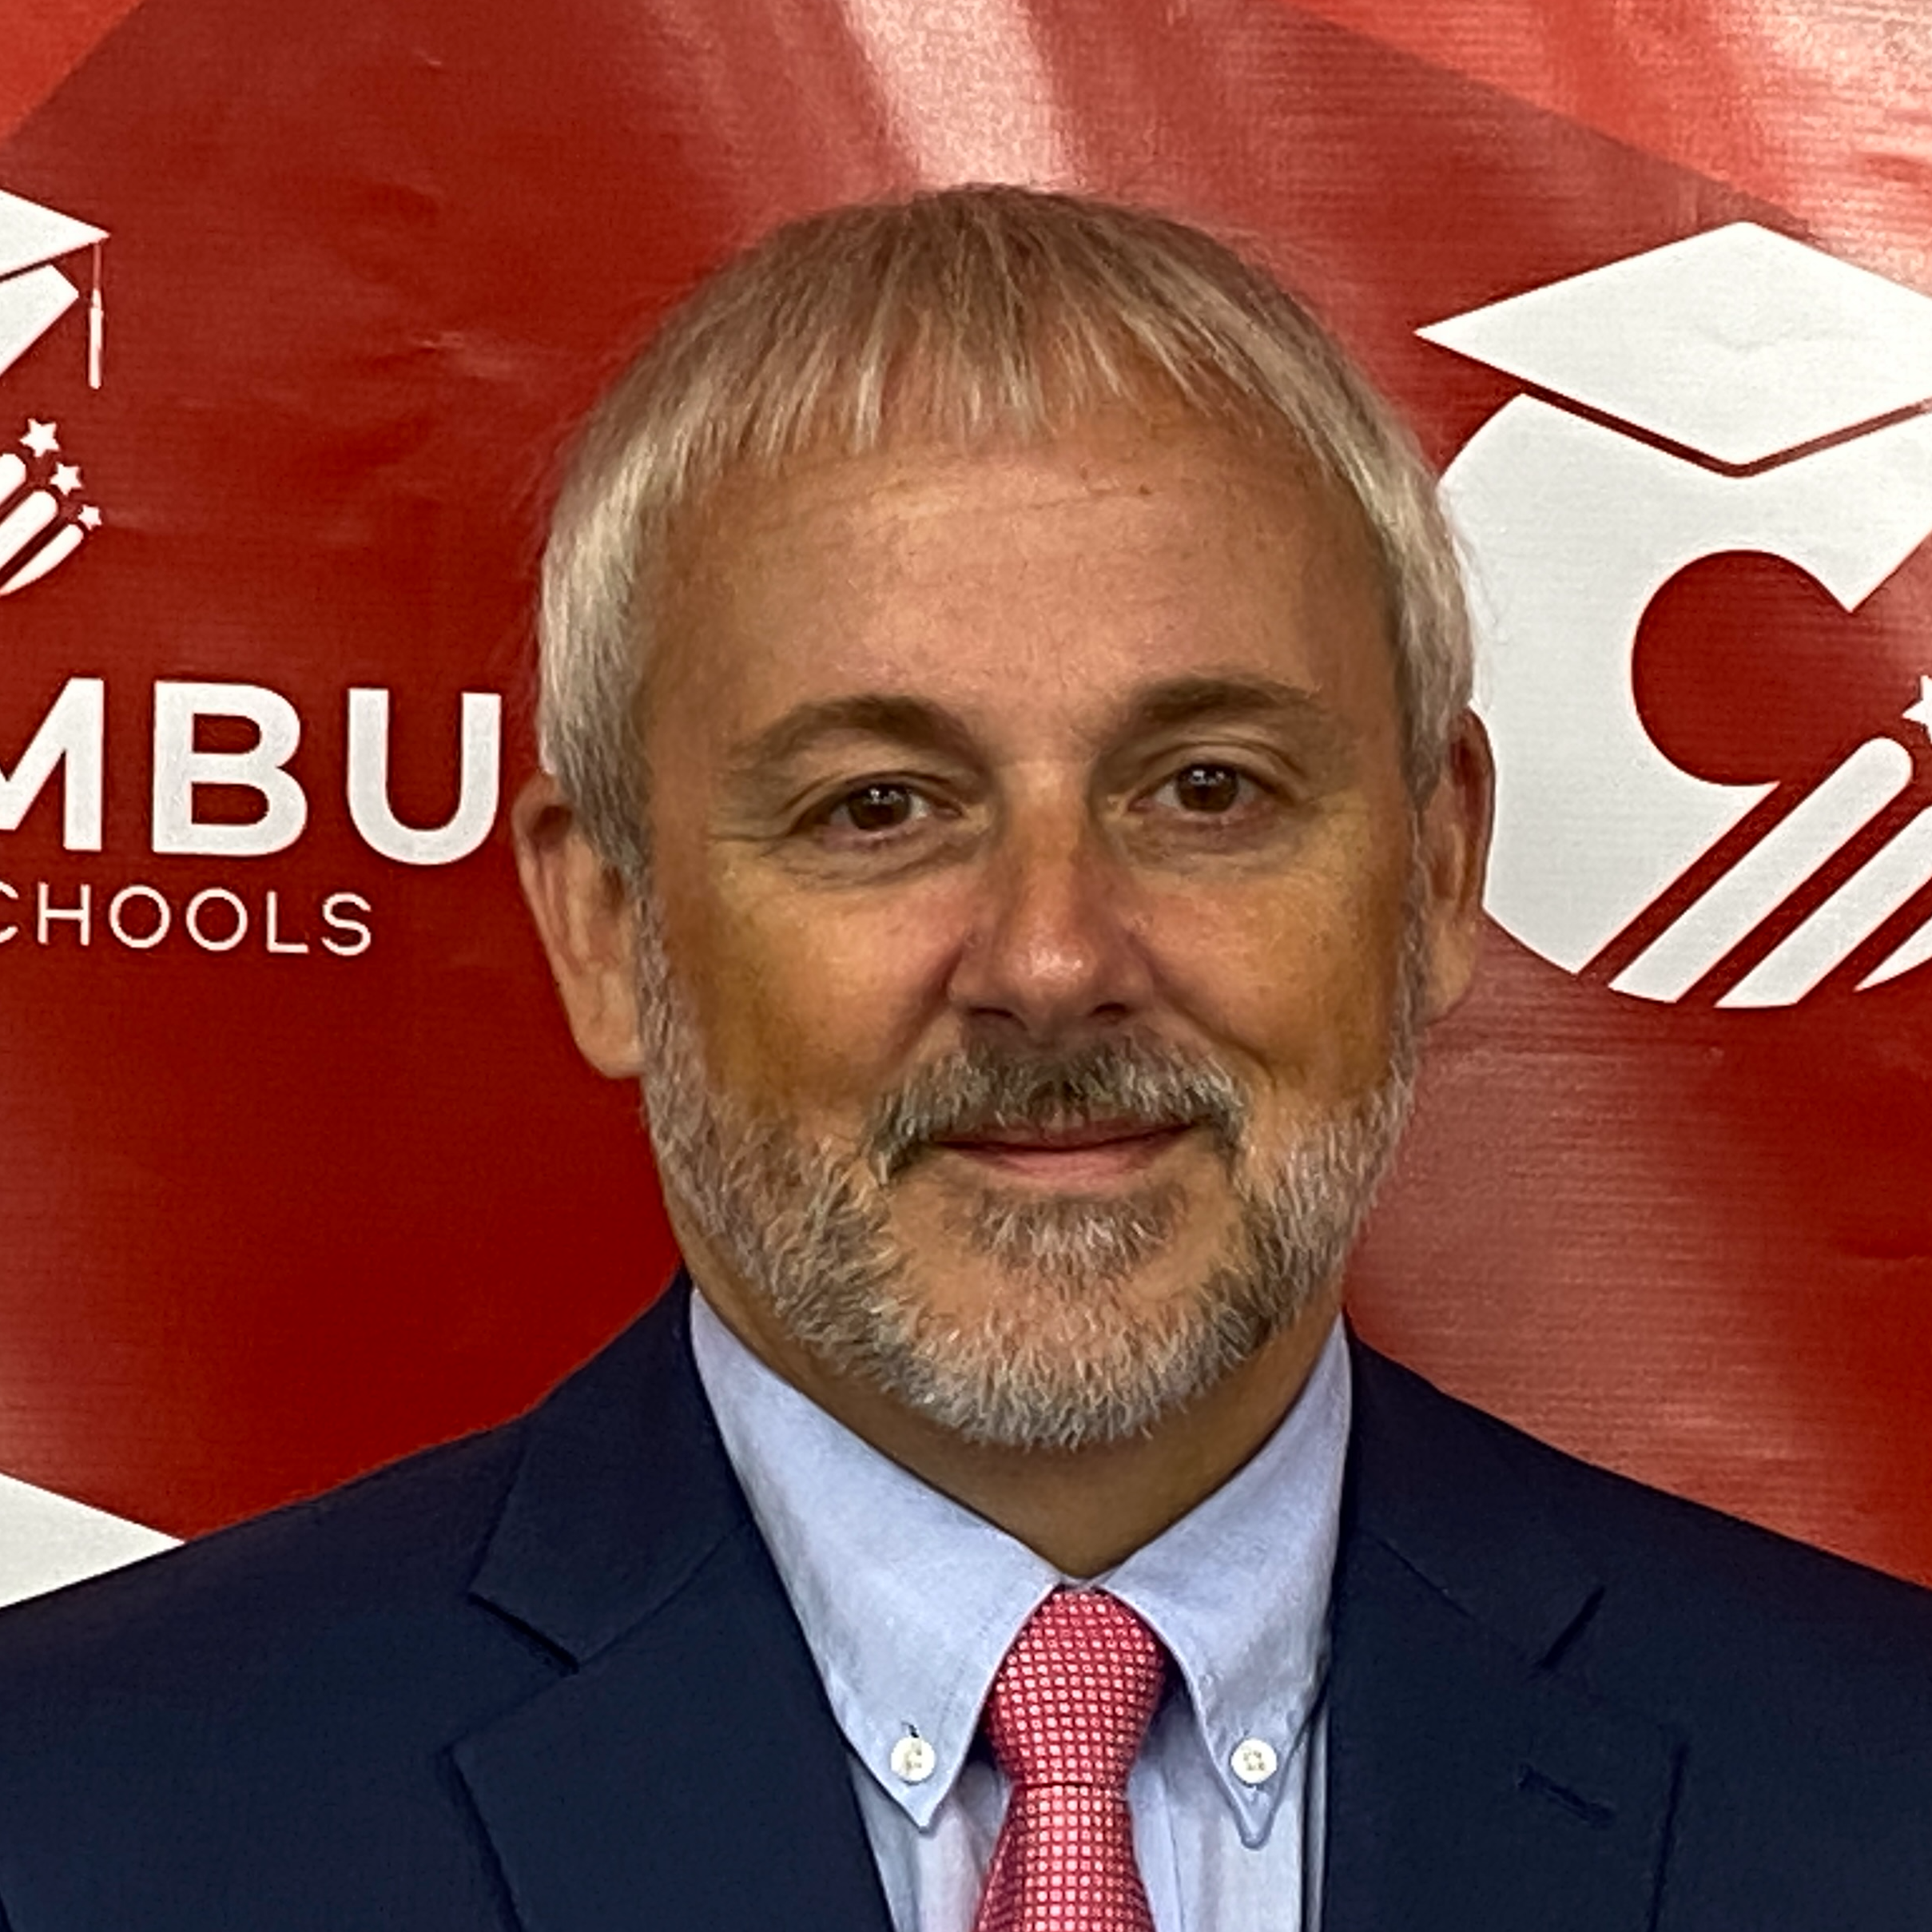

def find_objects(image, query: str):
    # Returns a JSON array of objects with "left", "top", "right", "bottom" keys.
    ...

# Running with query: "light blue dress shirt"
[{"left": 690, "top": 1292, "right": 1350, "bottom": 1932}]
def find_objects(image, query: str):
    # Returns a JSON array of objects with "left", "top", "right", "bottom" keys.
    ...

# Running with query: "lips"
[
  {"left": 940, "top": 1119, "right": 1183, "bottom": 1152},
  {"left": 932, "top": 1119, "right": 1194, "bottom": 1181}
]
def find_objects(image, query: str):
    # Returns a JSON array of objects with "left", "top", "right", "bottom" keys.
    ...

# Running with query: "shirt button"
[
  {"left": 890, "top": 1735, "right": 937, "bottom": 1783},
  {"left": 1230, "top": 1737, "right": 1279, "bottom": 1786}
]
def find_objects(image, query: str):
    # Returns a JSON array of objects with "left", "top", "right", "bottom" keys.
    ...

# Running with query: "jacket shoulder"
[
  {"left": 0, "top": 1415, "right": 584, "bottom": 1928},
  {"left": 0, "top": 1415, "right": 527, "bottom": 1669},
  {"left": 1347, "top": 1337, "right": 1932, "bottom": 1737}
]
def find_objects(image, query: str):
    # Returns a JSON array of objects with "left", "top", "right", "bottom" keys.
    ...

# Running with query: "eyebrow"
[
  {"left": 726, "top": 673, "right": 1352, "bottom": 783},
  {"left": 1111, "top": 674, "right": 1352, "bottom": 752},
  {"left": 728, "top": 695, "right": 984, "bottom": 779}
]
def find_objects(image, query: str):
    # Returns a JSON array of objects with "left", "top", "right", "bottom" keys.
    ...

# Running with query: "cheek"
[
  {"left": 1144, "top": 862, "right": 1412, "bottom": 1098},
  {"left": 670, "top": 877, "right": 964, "bottom": 1117}
]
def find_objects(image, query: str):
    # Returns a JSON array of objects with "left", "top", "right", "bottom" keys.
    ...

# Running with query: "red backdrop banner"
[{"left": 2, "top": 0, "right": 1931, "bottom": 1586}]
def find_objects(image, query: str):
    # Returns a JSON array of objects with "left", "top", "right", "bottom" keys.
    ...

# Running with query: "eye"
[
  {"left": 1151, "top": 762, "right": 1260, "bottom": 815},
  {"left": 821, "top": 781, "right": 933, "bottom": 836}
]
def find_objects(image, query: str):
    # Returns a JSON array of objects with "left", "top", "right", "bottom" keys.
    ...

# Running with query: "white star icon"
[
  {"left": 1902, "top": 676, "right": 1932, "bottom": 741},
  {"left": 77, "top": 504, "right": 102, "bottom": 531},
  {"left": 19, "top": 420, "right": 59, "bottom": 458},
  {"left": 49, "top": 463, "right": 81, "bottom": 495}
]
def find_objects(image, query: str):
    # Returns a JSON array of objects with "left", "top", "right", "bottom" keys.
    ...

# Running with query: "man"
[{"left": 0, "top": 186, "right": 1929, "bottom": 1931}]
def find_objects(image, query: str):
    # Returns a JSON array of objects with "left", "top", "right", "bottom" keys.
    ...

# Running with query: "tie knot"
[{"left": 981, "top": 1591, "right": 1167, "bottom": 1793}]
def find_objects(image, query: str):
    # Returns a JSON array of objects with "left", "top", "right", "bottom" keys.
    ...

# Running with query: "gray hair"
[{"left": 539, "top": 185, "right": 1472, "bottom": 878}]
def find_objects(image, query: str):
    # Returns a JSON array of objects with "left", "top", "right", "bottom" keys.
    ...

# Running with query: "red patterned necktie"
[{"left": 971, "top": 1589, "right": 1168, "bottom": 1932}]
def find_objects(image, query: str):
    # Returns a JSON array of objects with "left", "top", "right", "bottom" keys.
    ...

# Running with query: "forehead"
[{"left": 647, "top": 414, "right": 1395, "bottom": 742}]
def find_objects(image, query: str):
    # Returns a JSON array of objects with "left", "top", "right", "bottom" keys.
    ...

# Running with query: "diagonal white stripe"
[
  {"left": 837, "top": 0, "right": 1072, "bottom": 187},
  {"left": 1861, "top": 899, "right": 1932, "bottom": 989},
  {"left": 0, "top": 1470, "right": 178, "bottom": 1609},
  {"left": 1611, "top": 737, "right": 1912, "bottom": 1004},
  {"left": 1719, "top": 805, "right": 1932, "bottom": 1008}
]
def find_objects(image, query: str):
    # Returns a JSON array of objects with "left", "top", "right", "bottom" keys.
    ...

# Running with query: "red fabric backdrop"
[{"left": 3, "top": 1, "right": 1931, "bottom": 1584}]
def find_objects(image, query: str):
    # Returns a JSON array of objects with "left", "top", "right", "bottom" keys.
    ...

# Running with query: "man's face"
[{"left": 541, "top": 411, "right": 1488, "bottom": 1448}]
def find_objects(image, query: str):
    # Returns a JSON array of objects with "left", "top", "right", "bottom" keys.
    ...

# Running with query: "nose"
[{"left": 947, "top": 807, "right": 1153, "bottom": 1038}]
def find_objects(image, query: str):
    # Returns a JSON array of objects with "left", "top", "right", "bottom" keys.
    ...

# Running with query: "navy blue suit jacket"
[{"left": 1, "top": 1279, "right": 1930, "bottom": 1929}]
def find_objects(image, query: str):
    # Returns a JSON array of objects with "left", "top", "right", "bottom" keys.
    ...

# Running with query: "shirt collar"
[
  {"left": 690, "top": 1290, "right": 1350, "bottom": 1845},
  {"left": 1099, "top": 1318, "right": 1350, "bottom": 1841}
]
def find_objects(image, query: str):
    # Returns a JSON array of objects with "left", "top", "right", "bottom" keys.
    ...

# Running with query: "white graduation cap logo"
[
  {"left": 1422, "top": 225, "right": 1932, "bottom": 1011},
  {"left": 0, "top": 185, "right": 105, "bottom": 390},
  {"left": 1419, "top": 223, "right": 1932, "bottom": 470}
]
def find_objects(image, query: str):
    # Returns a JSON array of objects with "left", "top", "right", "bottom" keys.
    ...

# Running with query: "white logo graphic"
[
  {"left": 1425, "top": 225, "right": 1932, "bottom": 1007},
  {"left": 1, "top": 419, "right": 101, "bottom": 596},
  {"left": 0, "top": 187, "right": 105, "bottom": 598}
]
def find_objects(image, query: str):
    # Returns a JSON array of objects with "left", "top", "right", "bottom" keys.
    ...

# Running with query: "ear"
[
  {"left": 1413, "top": 710, "right": 1496, "bottom": 1024},
  {"left": 511, "top": 771, "right": 646, "bottom": 1078}
]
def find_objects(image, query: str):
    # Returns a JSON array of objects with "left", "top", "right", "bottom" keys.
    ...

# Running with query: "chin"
[
  {"left": 859, "top": 1261, "right": 1292, "bottom": 1453},
  {"left": 795, "top": 1182, "right": 1295, "bottom": 1452}
]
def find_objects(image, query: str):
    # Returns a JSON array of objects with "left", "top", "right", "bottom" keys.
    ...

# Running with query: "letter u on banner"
[{"left": 345, "top": 688, "right": 501, "bottom": 866}]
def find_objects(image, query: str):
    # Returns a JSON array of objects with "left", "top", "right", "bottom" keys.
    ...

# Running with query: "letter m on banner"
[{"left": 0, "top": 678, "right": 103, "bottom": 849}]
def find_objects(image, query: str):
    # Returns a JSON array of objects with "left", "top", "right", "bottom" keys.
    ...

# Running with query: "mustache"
[{"left": 865, "top": 1036, "right": 1248, "bottom": 1183}]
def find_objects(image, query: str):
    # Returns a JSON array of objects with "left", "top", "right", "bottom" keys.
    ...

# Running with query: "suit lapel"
[
  {"left": 452, "top": 1282, "right": 894, "bottom": 1932},
  {"left": 446, "top": 1292, "right": 1684, "bottom": 1930},
  {"left": 1322, "top": 1339, "right": 1683, "bottom": 1932}
]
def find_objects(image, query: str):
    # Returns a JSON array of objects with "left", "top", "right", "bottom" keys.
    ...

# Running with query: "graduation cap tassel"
[{"left": 88, "top": 241, "right": 103, "bottom": 391}]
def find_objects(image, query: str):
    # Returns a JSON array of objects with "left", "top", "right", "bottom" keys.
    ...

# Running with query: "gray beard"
[{"left": 632, "top": 896, "right": 1421, "bottom": 1452}]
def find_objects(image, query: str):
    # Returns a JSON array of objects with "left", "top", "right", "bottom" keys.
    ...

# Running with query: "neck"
[{"left": 681, "top": 1225, "right": 1341, "bottom": 1576}]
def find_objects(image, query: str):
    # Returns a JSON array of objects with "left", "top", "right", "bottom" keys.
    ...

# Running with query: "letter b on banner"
[{"left": 152, "top": 682, "right": 306, "bottom": 857}]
